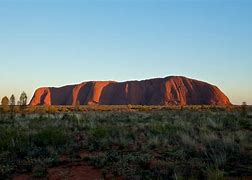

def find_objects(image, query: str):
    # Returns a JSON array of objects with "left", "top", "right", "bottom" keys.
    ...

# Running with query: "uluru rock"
[{"left": 30, "top": 76, "right": 231, "bottom": 106}]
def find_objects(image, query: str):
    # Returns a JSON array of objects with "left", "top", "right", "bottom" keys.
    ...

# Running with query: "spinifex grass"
[{"left": 0, "top": 106, "right": 251, "bottom": 179}]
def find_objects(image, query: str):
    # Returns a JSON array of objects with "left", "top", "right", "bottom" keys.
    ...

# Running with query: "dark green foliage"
[{"left": 32, "top": 126, "right": 70, "bottom": 147}]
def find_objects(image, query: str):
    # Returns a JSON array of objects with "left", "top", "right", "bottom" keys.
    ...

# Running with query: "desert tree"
[
  {"left": 1, "top": 96, "right": 9, "bottom": 112},
  {"left": 10, "top": 94, "right": 15, "bottom": 106},
  {"left": 10, "top": 94, "right": 16, "bottom": 116},
  {"left": 19, "top": 92, "right": 28, "bottom": 106},
  {"left": 19, "top": 92, "right": 28, "bottom": 112}
]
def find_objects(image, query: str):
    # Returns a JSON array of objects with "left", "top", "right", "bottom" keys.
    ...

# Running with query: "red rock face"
[{"left": 30, "top": 76, "right": 231, "bottom": 106}]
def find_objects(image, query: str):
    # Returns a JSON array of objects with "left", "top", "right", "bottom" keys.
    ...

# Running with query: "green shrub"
[
  {"left": 90, "top": 126, "right": 109, "bottom": 138},
  {"left": 0, "top": 127, "right": 29, "bottom": 153},
  {"left": 32, "top": 126, "right": 70, "bottom": 147},
  {"left": 206, "top": 167, "right": 225, "bottom": 180},
  {"left": 32, "top": 163, "right": 47, "bottom": 178}
]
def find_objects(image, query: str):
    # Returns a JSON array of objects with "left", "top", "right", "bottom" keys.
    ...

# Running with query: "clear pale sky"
[{"left": 0, "top": 0, "right": 251, "bottom": 105}]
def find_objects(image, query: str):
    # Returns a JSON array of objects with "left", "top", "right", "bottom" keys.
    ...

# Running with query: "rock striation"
[{"left": 30, "top": 76, "right": 231, "bottom": 106}]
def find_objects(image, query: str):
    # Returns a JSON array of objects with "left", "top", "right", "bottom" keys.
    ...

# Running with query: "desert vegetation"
[{"left": 0, "top": 105, "right": 252, "bottom": 179}]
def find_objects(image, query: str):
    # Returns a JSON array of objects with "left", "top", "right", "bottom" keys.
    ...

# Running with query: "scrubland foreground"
[{"left": 0, "top": 105, "right": 252, "bottom": 179}]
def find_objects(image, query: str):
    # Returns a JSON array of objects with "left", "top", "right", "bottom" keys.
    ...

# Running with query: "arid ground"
[{"left": 0, "top": 105, "right": 252, "bottom": 179}]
